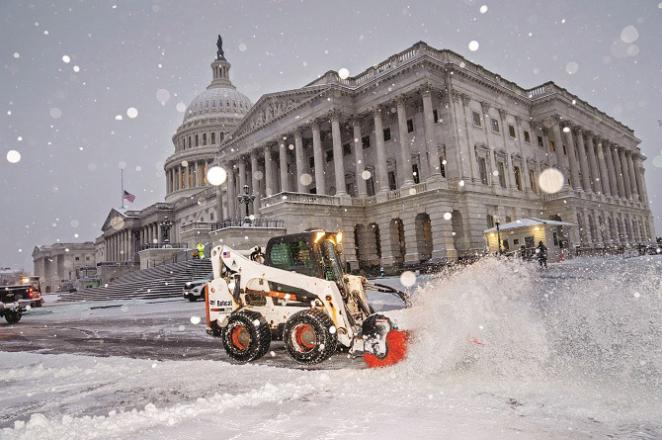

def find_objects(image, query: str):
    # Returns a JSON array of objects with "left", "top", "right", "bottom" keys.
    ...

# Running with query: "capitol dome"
[
  {"left": 164, "top": 35, "right": 251, "bottom": 204},
  {"left": 183, "top": 86, "right": 251, "bottom": 124}
]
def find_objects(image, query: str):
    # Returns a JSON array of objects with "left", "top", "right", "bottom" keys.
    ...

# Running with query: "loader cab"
[{"left": 264, "top": 230, "right": 347, "bottom": 281}]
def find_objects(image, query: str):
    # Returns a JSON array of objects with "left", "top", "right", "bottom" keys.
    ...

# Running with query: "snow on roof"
[{"left": 483, "top": 217, "right": 575, "bottom": 233}]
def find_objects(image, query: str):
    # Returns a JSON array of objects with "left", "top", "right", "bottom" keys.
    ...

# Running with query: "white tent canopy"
[{"left": 483, "top": 217, "right": 575, "bottom": 234}]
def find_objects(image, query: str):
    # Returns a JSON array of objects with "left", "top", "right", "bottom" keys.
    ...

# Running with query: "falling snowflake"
[
  {"left": 468, "top": 40, "right": 480, "bottom": 52},
  {"left": 49, "top": 107, "right": 62, "bottom": 119},
  {"left": 176, "top": 102, "right": 186, "bottom": 112},
  {"left": 6, "top": 150, "right": 21, "bottom": 164},
  {"left": 620, "top": 25, "right": 639, "bottom": 44},
  {"left": 126, "top": 107, "right": 138, "bottom": 118},
  {"left": 206, "top": 166, "right": 227, "bottom": 186},
  {"left": 565, "top": 61, "right": 579, "bottom": 75},
  {"left": 538, "top": 168, "right": 565, "bottom": 194},
  {"left": 13, "top": 52, "right": 20, "bottom": 59},
  {"left": 443, "top": 212, "right": 452, "bottom": 221},
  {"left": 361, "top": 170, "right": 372, "bottom": 180},
  {"left": 73, "top": 65, "right": 80, "bottom": 72},
  {"left": 400, "top": 271, "right": 416, "bottom": 287},
  {"left": 190, "top": 316, "right": 201, "bottom": 325},
  {"left": 338, "top": 67, "right": 350, "bottom": 79},
  {"left": 479, "top": 4, "right": 488, "bottom": 14}
]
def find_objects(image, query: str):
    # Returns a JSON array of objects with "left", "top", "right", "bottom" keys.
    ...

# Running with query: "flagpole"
[{"left": 121, "top": 168, "right": 125, "bottom": 210}]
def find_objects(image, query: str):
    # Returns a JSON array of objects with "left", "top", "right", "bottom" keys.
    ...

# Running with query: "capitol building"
[{"left": 35, "top": 37, "right": 655, "bottom": 282}]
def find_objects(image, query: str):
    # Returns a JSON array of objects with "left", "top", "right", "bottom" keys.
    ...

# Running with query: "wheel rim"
[
  {"left": 230, "top": 324, "right": 251, "bottom": 351},
  {"left": 293, "top": 323, "right": 317, "bottom": 352}
]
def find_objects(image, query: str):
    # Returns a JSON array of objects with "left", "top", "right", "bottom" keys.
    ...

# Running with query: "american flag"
[{"left": 123, "top": 190, "right": 136, "bottom": 203}]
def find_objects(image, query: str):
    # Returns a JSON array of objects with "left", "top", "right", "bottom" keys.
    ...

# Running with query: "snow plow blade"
[
  {"left": 363, "top": 329, "right": 410, "bottom": 368},
  {"left": 360, "top": 314, "right": 410, "bottom": 368}
]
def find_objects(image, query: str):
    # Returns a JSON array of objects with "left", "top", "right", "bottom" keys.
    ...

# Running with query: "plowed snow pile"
[{"left": 1, "top": 256, "right": 661, "bottom": 439}]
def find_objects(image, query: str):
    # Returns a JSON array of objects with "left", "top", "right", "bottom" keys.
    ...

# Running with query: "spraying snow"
[{"left": 1, "top": 256, "right": 661, "bottom": 439}]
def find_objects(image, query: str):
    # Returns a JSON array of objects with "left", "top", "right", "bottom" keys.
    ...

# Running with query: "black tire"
[
  {"left": 188, "top": 295, "right": 198, "bottom": 302},
  {"left": 283, "top": 309, "right": 338, "bottom": 364},
  {"left": 4, "top": 310, "right": 22, "bottom": 325},
  {"left": 221, "top": 310, "right": 271, "bottom": 363}
]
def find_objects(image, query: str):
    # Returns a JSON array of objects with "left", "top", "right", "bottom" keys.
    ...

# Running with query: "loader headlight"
[
  {"left": 314, "top": 231, "right": 325, "bottom": 243},
  {"left": 336, "top": 231, "right": 342, "bottom": 243}
]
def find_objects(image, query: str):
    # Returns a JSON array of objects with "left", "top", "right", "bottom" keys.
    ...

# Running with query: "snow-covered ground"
[{"left": 1, "top": 256, "right": 661, "bottom": 439}]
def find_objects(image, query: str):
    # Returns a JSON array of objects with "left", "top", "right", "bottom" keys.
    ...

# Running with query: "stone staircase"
[{"left": 59, "top": 259, "right": 212, "bottom": 302}]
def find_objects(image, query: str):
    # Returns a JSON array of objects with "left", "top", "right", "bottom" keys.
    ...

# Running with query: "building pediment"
[
  {"left": 101, "top": 208, "right": 127, "bottom": 233},
  {"left": 232, "top": 87, "right": 327, "bottom": 139}
]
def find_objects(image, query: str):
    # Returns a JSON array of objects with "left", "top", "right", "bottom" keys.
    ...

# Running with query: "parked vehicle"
[
  {"left": 183, "top": 273, "right": 212, "bottom": 302},
  {"left": 0, "top": 274, "right": 43, "bottom": 308},
  {"left": 0, "top": 287, "right": 31, "bottom": 324}
]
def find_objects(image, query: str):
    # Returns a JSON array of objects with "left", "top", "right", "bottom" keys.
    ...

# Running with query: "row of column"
[
  {"left": 578, "top": 209, "right": 651, "bottom": 246},
  {"left": 139, "top": 223, "right": 161, "bottom": 247},
  {"left": 548, "top": 121, "right": 646, "bottom": 204},
  {"left": 105, "top": 223, "right": 165, "bottom": 262},
  {"left": 224, "top": 89, "right": 443, "bottom": 220},
  {"left": 106, "top": 229, "right": 132, "bottom": 262},
  {"left": 166, "top": 160, "right": 211, "bottom": 194}
]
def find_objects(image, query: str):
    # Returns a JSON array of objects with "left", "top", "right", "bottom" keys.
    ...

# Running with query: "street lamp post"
[
  {"left": 237, "top": 184, "right": 256, "bottom": 225},
  {"left": 159, "top": 216, "right": 173, "bottom": 247},
  {"left": 495, "top": 220, "right": 502, "bottom": 255}
]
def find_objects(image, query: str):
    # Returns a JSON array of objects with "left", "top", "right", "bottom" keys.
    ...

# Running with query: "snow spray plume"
[{"left": 397, "top": 256, "right": 662, "bottom": 400}]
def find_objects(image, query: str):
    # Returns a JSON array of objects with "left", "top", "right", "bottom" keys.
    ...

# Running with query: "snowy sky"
[{"left": 1, "top": 0, "right": 661, "bottom": 271}]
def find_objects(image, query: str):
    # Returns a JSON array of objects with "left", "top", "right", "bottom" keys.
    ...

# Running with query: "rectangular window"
[
  {"left": 383, "top": 128, "right": 391, "bottom": 141},
  {"left": 439, "top": 146, "right": 447, "bottom": 178},
  {"left": 325, "top": 150, "right": 333, "bottom": 162},
  {"left": 308, "top": 157, "right": 315, "bottom": 168},
  {"left": 406, "top": 119, "right": 414, "bottom": 133},
  {"left": 433, "top": 109, "right": 439, "bottom": 123},
  {"left": 508, "top": 125, "right": 516, "bottom": 138},
  {"left": 505, "top": 215, "right": 512, "bottom": 223},
  {"left": 537, "top": 135, "right": 544, "bottom": 147},
  {"left": 478, "top": 157, "right": 488, "bottom": 185},
  {"left": 549, "top": 140, "right": 556, "bottom": 152},
  {"left": 202, "top": 133, "right": 207, "bottom": 145},
  {"left": 388, "top": 171, "right": 397, "bottom": 190},
  {"left": 188, "top": 136, "right": 191, "bottom": 148},
  {"left": 553, "top": 232, "right": 559, "bottom": 246},
  {"left": 524, "top": 131, "right": 530, "bottom": 143},
  {"left": 412, "top": 164, "right": 420, "bottom": 184},
  {"left": 491, "top": 118, "right": 500, "bottom": 133},
  {"left": 366, "top": 174, "right": 375, "bottom": 196},
  {"left": 486, "top": 214, "right": 495, "bottom": 228},
  {"left": 342, "top": 143, "right": 351, "bottom": 156},
  {"left": 529, "top": 169, "right": 537, "bottom": 192},
  {"left": 362, "top": 135, "right": 370, "bottom": 149},
  {"left": 563, "top": 145, "right": 567, "bottom": 155},
  {"left": 514, "top": 166, "right": 522, "bottom": 191},
  {"left": 498, "top": 161, "right": 507, "bottom": 188},
  {"left": 195, "top": 134, "right": 199, "bottom": 147},
  {"left": 472, "top": 111, "right": 482, "bottom": 127},
  {"left": 211, "top": 132, "right": 216, "bottom": 144}
]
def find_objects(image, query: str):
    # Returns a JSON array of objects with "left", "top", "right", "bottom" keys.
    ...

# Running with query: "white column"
[
  {"left": 250, "top": 150, "right": 260, "bottom": 214},
  {"left": 585, "top": 132, "right": 600, "bottom": 193},
  {"left": 551, "top": 120, "right": 566, "bottom": 174},
  {"left": 596, "top": 139, "right": 612, "bottom": 196},
  {"left": 603, "top": 141, "right": 617, "bottom": 197},
  {"left": 312, "top": 120, "right": 326, "bottom": 195},
  {"left": 421, "top": 87, "right": 440, "bottom": 179},
  {"left": 396, "top": 96, "right": 413, "bottom": 187},
  {"left": 279, "top": 139, "right": 289, "bottom": 193},
  {"left": 562, "top": 123, "right": 580, "bottom": 190},
  {"left": 238, "top": 158, "right": 247, "bottom": 192},
  {"left": 626, "top": 151, "right": 639, "bottom": 202},
  {"left": 618, "top": 148, "right": 632, "bottom": 200},
  {"left": 575, "top": 128, "right": 592, "bottom": 192},
  {"left": 294, "top": 129, "right": 306, "bottom": 193},
  {"left": 373, "top": 107, "right": 389, "bottom": 192},
  {"left": 330, "top": 110, "right": 347, "bottom": 196},
  {"left": 226, "top": 162, "right": 236, "bottom": 222},
  {"left": 353, "top": 118, "right": 367, "bottom": 196},
  {"left": 611, "top": 145, "right": 625, "bottom": 198},
  {"left": 264, "top": 145, "right": 274, "bottom": 197}
]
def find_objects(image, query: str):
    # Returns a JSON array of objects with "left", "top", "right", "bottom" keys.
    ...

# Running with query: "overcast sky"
[{"left": 1, "top": 0, "right": 661, "bottom": 271}]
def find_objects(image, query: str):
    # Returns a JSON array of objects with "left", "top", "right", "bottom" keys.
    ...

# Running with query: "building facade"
[
  {"left": 219, "top": 41, "right": 654, "bottom": 269},
  {"left": 40, "top": 39, "right": 653, "bottom": 274},
  {"left": 32, "top": 242, "right": 96, "bottom": 292}
]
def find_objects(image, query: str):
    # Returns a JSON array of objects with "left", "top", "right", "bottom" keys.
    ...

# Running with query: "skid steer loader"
[{"left": 205, "top": 230, "right": 410, "bottom": 367}]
